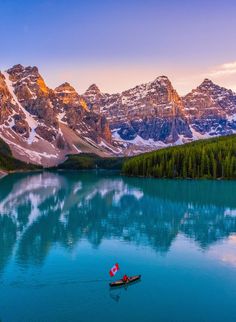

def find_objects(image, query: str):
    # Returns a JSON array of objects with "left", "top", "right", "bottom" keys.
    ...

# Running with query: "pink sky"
[
  {"left": 41, "top": 61, "right": 236, "bottom": 95},
  {"left": 1, "top": 0, "right": 236, "bottom": 95}
]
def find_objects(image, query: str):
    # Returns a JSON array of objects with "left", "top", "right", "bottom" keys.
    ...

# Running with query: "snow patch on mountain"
[
  {"left": 2, "top": 71, "right": 38, "bottom": 145},
  {"left": 112, "top": 129, "right": 167, "bottom": 147}
]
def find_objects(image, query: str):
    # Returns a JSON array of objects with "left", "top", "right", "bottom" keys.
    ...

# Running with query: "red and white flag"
[{"left": 109, "top": 263, "right": 119, "bottom": 277}]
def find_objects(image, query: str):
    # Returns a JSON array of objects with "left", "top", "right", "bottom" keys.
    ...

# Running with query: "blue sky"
[{"left": 1, "top": 0, "right": 236, "bottom": 94}]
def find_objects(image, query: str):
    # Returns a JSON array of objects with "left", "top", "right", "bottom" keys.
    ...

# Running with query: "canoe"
[{"left": 109, "top": 275, "right": 141, "bottom": 288}]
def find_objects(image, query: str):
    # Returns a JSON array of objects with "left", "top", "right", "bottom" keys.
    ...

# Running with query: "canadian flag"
[{"left": 109, "top": 263, "right": 119, "bottom": 277}]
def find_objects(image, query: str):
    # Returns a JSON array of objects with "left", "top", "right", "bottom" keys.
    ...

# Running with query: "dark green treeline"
[
  {"left": 0, "top": 138, "right": 40, "bottom": 171},
  {"left": 122, "top": 135, "right": 236, "bottom": 179}
]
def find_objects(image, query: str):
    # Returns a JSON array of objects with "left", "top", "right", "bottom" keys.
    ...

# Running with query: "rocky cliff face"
[
  {"left": 55, "top": 82, "right": 111, "bottom": 144},
  {"left": 0, "top": 65, "right": 115, "bottom": 166},
  {"left": 83, "top": 76, "right": 192, "bottom": 146},
  {"left": 83, "top": 84, "right": 104, "bottom": 113},
  {"left": 1, "top": 63, "right": 236, "bottom": 165},
  {"left": 183, "top": 79, "right": 236, "bottom": 137},
  {"left": 6, "top": 64, "right": 59, "bottom": 143},
  {"left": 0, "top": 70, "right": 30, "bottom": 138},
  {"left": 84, "top": 77, "right": 236, "bottom": 149}
]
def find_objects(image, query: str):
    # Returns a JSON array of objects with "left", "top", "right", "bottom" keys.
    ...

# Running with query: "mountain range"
[{"left": 1, "top": 64, "right": 236, "bottom": 166}]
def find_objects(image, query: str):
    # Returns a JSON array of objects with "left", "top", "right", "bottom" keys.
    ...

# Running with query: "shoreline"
[
  {"left": 0, "top": 168, "right": 43, "bottom": 180},
  {"left": 1, "top": 168, "right": 235, "bottom": 181},
  {"left": 0, "top": 170, "right": 8, "bottom": 179}
]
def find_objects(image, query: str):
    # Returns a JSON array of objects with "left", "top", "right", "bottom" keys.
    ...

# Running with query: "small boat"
[{"left": 109, "top": 275, "right": 141, "bottom": 288}]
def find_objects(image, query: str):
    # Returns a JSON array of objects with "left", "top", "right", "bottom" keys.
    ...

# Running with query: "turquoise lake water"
[{"left": 0, "top": 171, "right": 236, "bottom": 322}]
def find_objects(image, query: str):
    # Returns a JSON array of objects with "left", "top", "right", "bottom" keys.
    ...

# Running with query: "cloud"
[{"left": 209, "top": 61, "right": 236, "bottom": 77}]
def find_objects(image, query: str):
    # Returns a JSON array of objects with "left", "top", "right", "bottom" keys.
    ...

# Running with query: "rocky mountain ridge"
[
  {"left": 183, "top": 78, "right": 236, "bottom": 138},
  {"left": 83, "top": 76, "right": 192, "bottom": 145},
  {"left": 1, "top": 63, "right": 236, "bottom": 166},
  {"left": 83, "top": 76, "right": 236, "bottom": 152},
  {"left": 0, "top": 64, "right": 119, "bottom": 166}
]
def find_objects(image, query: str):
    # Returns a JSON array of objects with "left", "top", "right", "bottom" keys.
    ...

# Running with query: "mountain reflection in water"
[{"left": 0, "top": 171, "right": 236, "bottom": 273}]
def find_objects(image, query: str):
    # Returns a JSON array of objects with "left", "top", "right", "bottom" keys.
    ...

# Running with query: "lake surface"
[{"left": 0, "top": 171, "right": 236, "bottom": 322}]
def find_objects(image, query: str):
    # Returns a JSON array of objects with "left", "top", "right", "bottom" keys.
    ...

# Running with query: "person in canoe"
[{"left": 122, "top": 274, "right": 130, "bottom": 283}]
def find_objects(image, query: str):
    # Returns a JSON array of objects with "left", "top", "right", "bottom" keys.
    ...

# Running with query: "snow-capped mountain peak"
[
  {"left": 85, "top": 83, "right": 101, "bottom": 94},
  {"left": 1, "top": 63, "right": 236, "bottom": 165},
  {"left": 183, "top": 79, "right": 236, "bottom": 137},
  {"left": 55, "top": 82, "right": 77, "bottom": 94},
  {"left": 0, "top": 64, "right": 119, "bottom": 166}
]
